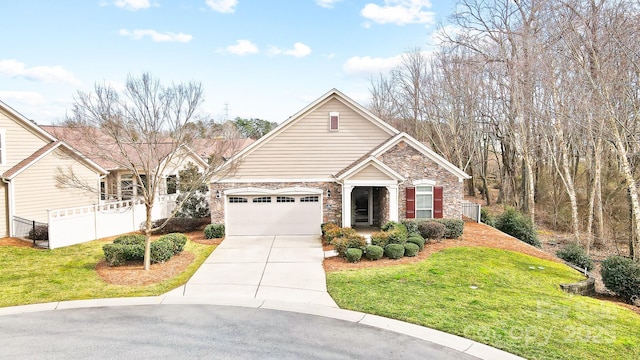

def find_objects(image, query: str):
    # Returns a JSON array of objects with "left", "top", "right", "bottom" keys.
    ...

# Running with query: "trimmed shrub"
[
  {"left": 150, "top": 217, "right": 209, "bottom": 234},
  {"left": 28, "top": 225, "right": 49, "bottom": 241},
  {"left": 346, "top": 248, "right": 363, "bottom": 263},
  {"left": 600, "top": 256, "right": 640, "bottom": 303},
  {"left": 556, "top": 243, "right": 594, "bottom": 271},
  {"left": 103, "top": 243, "right": 127, "bottom": 266},
  {"left": 204, "top": 223, "right": 225, "bottom": 239},
  {"left": 331, "top": 234, "right": 366, "bottom": 258},
  {"left": 418, "top": 221, "right": 446, "bottom": 240},
  {"left": 160, "top": 233, "right": 188, "bottom": 254},
  {"left": 407, "top": 235, "right": 425, "bottom": 251},
  {"left": 401, "top": 219, "right": 419, "bottom": 234},
  {"left": 321, "top": 222, "right": 339, "bottom": 236},
  {"left": 495, "top": 207, "right": 541, "bottom": 247},
  {"left": 381, "top": 220, "right": 402, "bottom": 231},
  {"left": 113, "top": 234, "right": 146, "bottom": 246},
  {"left": 387, "top": 224, "right": 408, "bottom": 244},
  {"left": 325, "top": 226, "right": 357, "bottom": 243},
  {"left": 384, "top": 243, "right": 405, "bottom": 260},
  {"left": 438, "top": 219, "right": 464, "bottom": 239},
  {"left": 150, "top": 238, "right": 175, "bottom": 263},
  {"left": 364, "top": 245, "right": 384, "bottom": 260},
  {"left": 404, "top": 242, "right": 419, "bottom": 257},
  {"left": 370, "top": 231, "right": 391, "bottom": 248}
]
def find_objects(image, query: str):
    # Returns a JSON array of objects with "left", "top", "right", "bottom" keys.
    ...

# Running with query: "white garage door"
[{"left": 226, "top": 194, "right": 322, "bottom": 236}]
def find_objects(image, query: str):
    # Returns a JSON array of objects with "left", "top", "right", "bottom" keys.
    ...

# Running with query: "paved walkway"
[{"left": 165, "top": 235, "right": 337, "bottom": 307}]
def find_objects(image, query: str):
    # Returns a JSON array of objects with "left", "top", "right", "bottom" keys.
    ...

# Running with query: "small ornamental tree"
[{"left": 174, "top": 162, "right": 210, "bottom": 218}]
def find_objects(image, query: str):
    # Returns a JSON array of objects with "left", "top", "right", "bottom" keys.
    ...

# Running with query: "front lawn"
[
  {"left": 327, "top": 247, "right": 640, "bottom": 360},
  {"left": 0, "top": 238, "right": 214, "bottom": 308}
]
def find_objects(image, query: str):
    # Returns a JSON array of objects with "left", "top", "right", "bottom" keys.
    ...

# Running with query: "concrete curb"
[{"left": 0, "top": 294, "right": 524, "bottom": 360}]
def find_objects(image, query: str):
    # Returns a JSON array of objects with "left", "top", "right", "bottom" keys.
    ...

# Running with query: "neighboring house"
[
  {"left": 42, "top": 125, "right": 211, "bottom": 202},
  {"left": 0, "top": 101, "right": 107, "bottom": 238},
  {"left": 210, "top": 89, "right": 471, "bottom": 236}
]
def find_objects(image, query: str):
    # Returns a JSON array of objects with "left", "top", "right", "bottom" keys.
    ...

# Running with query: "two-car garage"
[{"left": 224, "top": 189, "right": 322, "bottom": 236}]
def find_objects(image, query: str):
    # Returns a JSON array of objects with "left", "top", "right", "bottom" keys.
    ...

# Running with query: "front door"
[{"left": 352, "top": 187, "right": 372, "bottom": 226}]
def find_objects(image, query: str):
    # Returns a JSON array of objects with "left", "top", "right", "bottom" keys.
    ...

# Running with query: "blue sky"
[{"left": 0, "top": 0, "right": 454, "bottom": 125}]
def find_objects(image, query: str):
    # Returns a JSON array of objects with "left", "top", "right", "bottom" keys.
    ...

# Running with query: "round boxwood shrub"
[
  {"left": 556, "top": 243, "right": 594, "bottom": 271},
  {"left": 600, "top": 256, "right": 640, "bottom": 303},
  {"left": 384, "top": 243, "right": 405, "bottom": 260},
  {"left": 346, "top": 248, "right": 363, "bottom": 263},
  {"left": 418, "top": 221, "right": 446, "bottom": 240},
  {"left": 113, "top": 234, "right": 146, "bottom": 246},
  {"left": 150, "top": 238, "right": 175, "bottom": 263},
  {"left": 160, "top": 233, "right": 188, "bottom": 254},
  {"left": 439, "top": 219, "right": 464, "bottom": 239},
  {"left": 331, "top": 234, "right": 366, "bottom": 258},
  {"left": 407, "top": 235, "right": 425, "bottom": 251},
  {"left": 364, "top": 245, "right": 384, "bottom": 260},
  {"left": 404, "top": 242, "right": 419, "bottom": 257},
  {"left": 103, "top": 243, "right": 127, "bottom": 266},
  {"left": 204, "top": 223, "right": 225, "bottom": 239}
]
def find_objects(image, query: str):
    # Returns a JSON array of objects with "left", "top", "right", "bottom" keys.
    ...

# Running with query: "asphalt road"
[{"left": 0, "top": 304, "right": 479, "bottom": 359}]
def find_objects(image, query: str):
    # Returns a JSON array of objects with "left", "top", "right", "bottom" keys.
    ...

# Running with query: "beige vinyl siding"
[
  {"left": 231, "top": 97, "right": 394, "bottom": 179},
  {"left": 13, "top": 148, "right": 99, "bottom": 223},
  {"left": 0, "top": 181, "right": 7, "bottom": 237},
  {"left": 0, "top": 108, "right": 51, "bottom": 173},
  {"left": 348, "top": 164, "right": 394, "bottom": 181}
]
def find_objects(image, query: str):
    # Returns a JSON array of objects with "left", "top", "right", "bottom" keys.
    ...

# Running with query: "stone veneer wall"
[
  {"left": 378, "top": 141, "right": 464, "bottom": 219},
  {"left": 210, "top": 181, "right": 343, "bottom": 225}
]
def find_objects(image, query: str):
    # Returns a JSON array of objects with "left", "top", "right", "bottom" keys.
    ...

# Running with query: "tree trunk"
[{"left": 144, "top": 205, "right": 153, "bottom": 271}]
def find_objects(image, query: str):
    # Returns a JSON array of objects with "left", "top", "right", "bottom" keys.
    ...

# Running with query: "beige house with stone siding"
[
  {"left": 211, "top": 89, "right": 470, "bottom": 236},
  {"left": 0, "top": 100, "right": 107, "bottom": 238}
]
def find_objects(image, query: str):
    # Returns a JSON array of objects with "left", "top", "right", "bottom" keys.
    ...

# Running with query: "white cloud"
[
  {"left": 361, "top": 0, "right": 435, "bottom": 26},
  {"left": 270, "top": 42, "right": 312, "bottom": 58},
  {"left": 0, "top": 59, "right": 81, "bottom": 85},
  {"left": 118, "top": 29, "right": 193, "bottom": 42},
  {"left": 0, "top": 91, "right": 45, "bottom": 106},
  {"left": 342, "top": 54, "right": 403, "bottom": 76},
  {"left": 316, "top": 0, "right": 342, "bottom": 8},
  {"left": 114, "top": 0, "right": 152, "bottom": 11},
  {"left": 223, "top": 39, "right": 259, "bottom": 55},
  {"left": 206, "top": 0, "right": 237, "bottom": 13}
]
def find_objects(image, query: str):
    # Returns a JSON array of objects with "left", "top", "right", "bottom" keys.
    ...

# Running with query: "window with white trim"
[
  {"left": 0, "top": 129, "right": 5, "bottom": 165},
  {"left": 300, "top": 195, "right": 319, "bottom": 202},
  {"left": 277, "top": 196, "right": 295, "bottom": 203},
  {"left": 416, "top": 185, "right": 433, "bottom": 218},
  {"left": 329, "top": 112, "right": 339, "bottom": 131},
  {"left": 228, "top": 197, "right": 248, "bottom": 203},
  {"left": 253, "top": 196, "right": 272, "bottom": 203}
]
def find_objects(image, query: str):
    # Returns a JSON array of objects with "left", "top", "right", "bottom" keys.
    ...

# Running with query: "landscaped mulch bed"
[
  {"left": 0, "top": 237, "right": 41, "bottom": 248},
  {"left": 323, "top": 221, "right": 558, "bottom": 272},
  {"left": 95, "top": 251, "right": 196, "bottom": 286}
]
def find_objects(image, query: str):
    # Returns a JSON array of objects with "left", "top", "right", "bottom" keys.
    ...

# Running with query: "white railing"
[{"left": 47, "top": 194, "right": 178, "bottom": 249}]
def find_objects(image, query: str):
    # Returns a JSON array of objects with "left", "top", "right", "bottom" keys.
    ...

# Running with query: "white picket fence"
[{"left": 47, "top": 195, "right": 177, "bottom": 249}]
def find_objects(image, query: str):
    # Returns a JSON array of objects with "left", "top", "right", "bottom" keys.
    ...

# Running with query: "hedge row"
[
  {"left": 103, "top": 233, "right": 188, "bottom": 266},
  {"left": 401, "top": 218, "right": 464, "bottom": 240},
  {"left": 322, "top": 221, "right": 428, "bottom": 263}
]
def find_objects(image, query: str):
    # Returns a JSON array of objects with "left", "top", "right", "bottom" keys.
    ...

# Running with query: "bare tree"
[{"left": 57, "top": 73, "right": 238, "bottom": 270}]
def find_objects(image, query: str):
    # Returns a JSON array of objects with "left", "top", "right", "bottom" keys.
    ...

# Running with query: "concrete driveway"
[{"left": 167, "top": 235, "right": 337, "bottom": 307}]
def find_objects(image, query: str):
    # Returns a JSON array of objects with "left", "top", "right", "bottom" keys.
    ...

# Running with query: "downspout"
[{"left": 2, "top": 177, "right": 14, "bottom": 237}]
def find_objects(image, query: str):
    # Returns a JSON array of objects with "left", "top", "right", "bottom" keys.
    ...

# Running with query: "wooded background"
[{"left": 367, "top": 0, "right": 640, "bottom": 260}]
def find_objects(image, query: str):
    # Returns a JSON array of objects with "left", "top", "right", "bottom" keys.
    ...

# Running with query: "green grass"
[
  {"left": 327, "top": 247, "right": 640, "bottom": 360},
  {"left": 0, "top": 239, "right": 214, "bottom": 308}
]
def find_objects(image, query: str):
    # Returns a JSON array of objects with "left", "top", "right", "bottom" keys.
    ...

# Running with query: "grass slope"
[
  {"left": 0, "top": 240, "right": 214, "bottom": 308},
  {"left": 327, "top": 247, "right": 640, "bottom": 360}
]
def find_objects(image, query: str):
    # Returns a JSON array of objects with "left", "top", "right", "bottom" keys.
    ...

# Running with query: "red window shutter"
[
  {"left": 406, "top": 187, "right": 416, "bottom": 219},
  {"left": 433, "top": 186, "right": 443, "bottom": 218}
]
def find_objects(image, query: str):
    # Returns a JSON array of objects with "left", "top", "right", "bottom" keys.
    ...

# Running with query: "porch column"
[
  {"left": 388, "top": 185, "right": 399, "bottom": 222},
  {"left": 342, "top": 184, "right": 353, "bottom": 228},
  {"left": 368, "top": 186, "right": 373, "bottom": 225}
]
